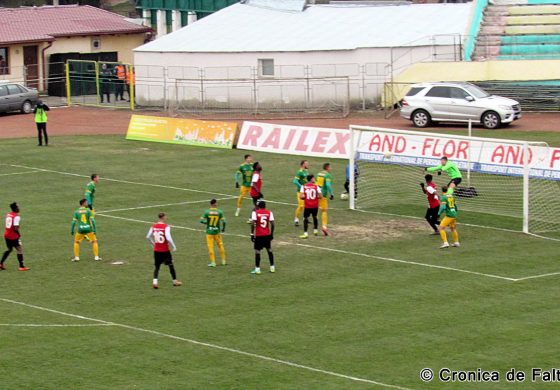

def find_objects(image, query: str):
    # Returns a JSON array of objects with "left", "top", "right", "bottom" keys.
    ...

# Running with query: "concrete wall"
[
  {"left": 1, "top": 33, "right": 146, "bottom": 90},
  {"left": 46, "top": 33, "right": 146, "bottom": 64},
  {"left": 389, "top": 58, "right": 560, "bottom": 102}
]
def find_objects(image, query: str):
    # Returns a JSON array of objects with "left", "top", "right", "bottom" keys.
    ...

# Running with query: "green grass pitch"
[{"left": 1, "top": 134, "right": 560, "bottom": 389}]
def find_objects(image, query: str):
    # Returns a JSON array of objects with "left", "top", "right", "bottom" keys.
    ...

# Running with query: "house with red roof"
[{"left": 0, "top": 4, "right": 151, "bottom": 91}]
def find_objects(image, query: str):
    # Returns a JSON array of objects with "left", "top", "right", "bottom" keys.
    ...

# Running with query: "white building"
[{"left": 133, "top": 0, "right": 472, "bottom": 110}]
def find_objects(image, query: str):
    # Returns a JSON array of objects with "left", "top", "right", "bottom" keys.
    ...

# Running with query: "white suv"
[{"left": 400, "top": 82, "right": 521, "bottom": 129}]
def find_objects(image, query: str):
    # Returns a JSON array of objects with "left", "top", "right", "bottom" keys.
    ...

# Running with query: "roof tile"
[{"left": 0, "top": 5, "right": 151, "bottom": 45}]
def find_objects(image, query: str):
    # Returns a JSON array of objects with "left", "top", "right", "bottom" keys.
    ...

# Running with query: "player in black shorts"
[
  {"left": 250, "top": 201, "right": 275, "bottom": 275},
  {"left": 1, "top": 202, "right": 29, "bottom": 271}
]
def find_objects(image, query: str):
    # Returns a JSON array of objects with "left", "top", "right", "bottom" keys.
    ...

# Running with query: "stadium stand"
[{"left": 473, "top": 0, "right": 560, "bottom": 61}]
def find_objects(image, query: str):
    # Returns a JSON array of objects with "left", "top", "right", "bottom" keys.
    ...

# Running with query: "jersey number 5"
[
  {"left": 259, "top": 216, "right": 268, "bottom": 228},
  {"left": 5, "top": 216, "right": 12, "bottom": 229}
]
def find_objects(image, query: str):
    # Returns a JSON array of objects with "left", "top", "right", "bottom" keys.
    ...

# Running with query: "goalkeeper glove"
[
  {"left": 329, "top": 194, "right": 334, "bottom": 200},
  {"left": 258, "top": 192, "right": 264, "bottom": 199},
  {"left": 250, "top": 234, "right": 255, "bottom": 242},
  {"left": 221, "top": 228, "right": 226, "bottom": 233},
  {"left": 235, "top": 182, "right": 240, "bottom": 189}
]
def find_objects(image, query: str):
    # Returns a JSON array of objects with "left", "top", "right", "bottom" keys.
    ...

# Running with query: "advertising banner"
[
  {"left": 237, "top": 121, "right": 350, "bottom": 159},
  {"left": 126, "top": 115, "right": 237, "bottom": 149},
  {"left": 355, "top": 130, "right": 560, "bottom": 180}
]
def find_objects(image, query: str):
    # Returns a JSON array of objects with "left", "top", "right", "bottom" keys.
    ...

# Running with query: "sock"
[
  {"left": 93, "top": 242, "right": 99, "bottom": 257},
  {"left": 267, "top": 250, "right": 274, "bottom": 266},
  {"left": 313, "top": 216, "right": 318, "bottom": 230},
  {"left": 17, "top": 254, "right": 24, "bottom": 267},
  {"left": 169, "top": 264, "right": 177, "bottom": 280},
  {"left": 207, "top": 241, "right": 216, "bottom": 263},
  {"left": 322, "top": 211, "right": 328, "bottom": 228},
  {"left": 295, "top": 206, "right": 303, "bottom": 219},
  {"left": 303, "top": 218, "right": 309, "bottom": 233},
  {"left": 452, "top": 230, "right": 459, "bottom": 243},
  {"left": 237, "top": 195, "right": 244, "bottom": 209},
  {"left": 73, "top": 242, "right": 80, "bottom": 258},
  {"left": 218, "top": 244, "right": 226, "bottom": 263},
  {"left": 1, "top": 249, "right": 11, "bottom": 262},
  {"left": 153, "top": 265, "right": 160, "bottom": 279},
  {"left": 153, "top": 278, "right": 158, "bottom": 285},
  {"left": 440, "top": 230, "right": 448, "bottom": 243},
  {"left": 255, "top": 253, "right": 261, "bottom": 268}
]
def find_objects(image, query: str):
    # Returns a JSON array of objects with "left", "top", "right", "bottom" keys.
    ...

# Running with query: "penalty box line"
[
  {"left": 0, "top": 298, "right": 408, "bottom": 389},
  {"left": 96, "top": 213, "right": 518, "bottom": 282},
  {"left": 98, "top": 196, "right": 237, "bottom": 214},
  {"left": 8, "top": 164, "right": 559, "bottom": 281}
]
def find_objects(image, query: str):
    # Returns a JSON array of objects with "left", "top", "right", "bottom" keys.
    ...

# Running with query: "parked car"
[
  {"left": 400, "top": 82, "right": 521, "bottom": 129},
  {"left": 0, "top": 81, "right": 40, "bottom": 114}
]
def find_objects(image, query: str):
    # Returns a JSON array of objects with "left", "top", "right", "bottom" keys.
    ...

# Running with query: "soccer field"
[{"left": 1, "top": 134, "right": 560, "bottom": 389}]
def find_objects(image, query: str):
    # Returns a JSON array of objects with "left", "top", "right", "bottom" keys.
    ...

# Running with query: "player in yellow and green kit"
[
  {"left": 71, "top": 198, "right": 101, "bottom": 261},
  {"left": 316, "top": 163, "right": 334, "bottom": 236},
  {"left": 438, "top": 186, "right": 460, "bottom": 249},
  {"left": 200, "top": 198, "right": 227, "bottom": 267},
  {"left": 292, "top": 160, "right": 309, "bottom": 226},
  {"left": 235, "top": 155, "right": 254, "bottom": 217},
  {"left": 84, "top": 174, "right": 99, "bottom": 211}
]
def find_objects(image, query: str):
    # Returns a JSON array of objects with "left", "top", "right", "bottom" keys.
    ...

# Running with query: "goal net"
[
  {"left": 168, "top": 76, "right": 350, "bottom": 118},
  {"left": 348, "top": 125, "right": 560, "bottom": 239}
]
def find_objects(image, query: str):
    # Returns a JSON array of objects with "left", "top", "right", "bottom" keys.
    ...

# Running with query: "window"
[
  {"left": 463, "top": 84, "right": 489, "bottom": 98},
  {"left": 406, "top": 87, "right": 424, "bottom": 97},
  {"left": 425, "top": 86, "right": 450, "bottom": 98},
  {"left": 0, "top": 85, "right": 7, "bottom": 96},
  {"left": 0, "top": 47, "right": 8, "bottom": 75},
  {"left": 258, "top": 59, "right": 274, "bottom": 77},
  {"left": 92, "top": 38, "right": 101, "bottom": 51},
  {"left": 449, "top": 87, "right": 470, "bottom": 100},
  {"left": 6, "top": 84, "right": 22, "bottom": 95}
]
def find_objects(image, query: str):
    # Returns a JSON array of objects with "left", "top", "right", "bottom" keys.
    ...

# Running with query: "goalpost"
[{"left": 348, "top": 125, "right": 560, "bottom": 238}]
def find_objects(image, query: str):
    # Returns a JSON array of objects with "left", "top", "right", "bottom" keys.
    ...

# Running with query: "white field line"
[
  {"left": 96, "top": 213, "right": 517, "bottom": 282},
  {"left": 513, "top": 271, "right": 560, "bottom": 282},
  {"left": 0, "top": 323, "right": 114, "bottom": 327},
  {"left": 526, "top": 232, "right": 560, "bottom": 243},
  {"left": 6, "top": 163, "right": 558, "bottom": 280},
  {"left": 98, "top": 196, "right": 236, "bottom": 213},
  {"left": 0, "top": 298, "right": 409, "bottom": 389},
  {"left": 0, "top": 170, "right": 42, "bottom": 177},
  {"left": 6, "top": 163, "right": 545, "bottom": 236}
]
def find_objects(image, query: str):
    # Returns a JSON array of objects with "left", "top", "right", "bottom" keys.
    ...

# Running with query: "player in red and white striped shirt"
[
  {"left": 0, "top": 202, "right": 29, "bottom": 271},
  {"left": 250, "top": 201, "right": 275, "bottom": 275},
  {"left": 299, "top": 174, "right": 323, "bottom": 239},
  {"left": 146, "top": 212, "right": 181, "bottom": 289},
  {"left": 420, "top": 174, "right": 441, "bottom": 234}
]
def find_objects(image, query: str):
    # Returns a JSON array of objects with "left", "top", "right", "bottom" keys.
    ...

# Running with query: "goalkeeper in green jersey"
[{"left": 425, "top": 156, "right": 462, "bottom": 189}]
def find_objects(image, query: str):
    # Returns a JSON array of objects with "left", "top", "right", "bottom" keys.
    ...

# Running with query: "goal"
[
  {"left": 168, "top": 76, "right": 350, "bottom": 118},
  {"left": 348, "top": 125, "right": 560, "bottom": 238}
]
